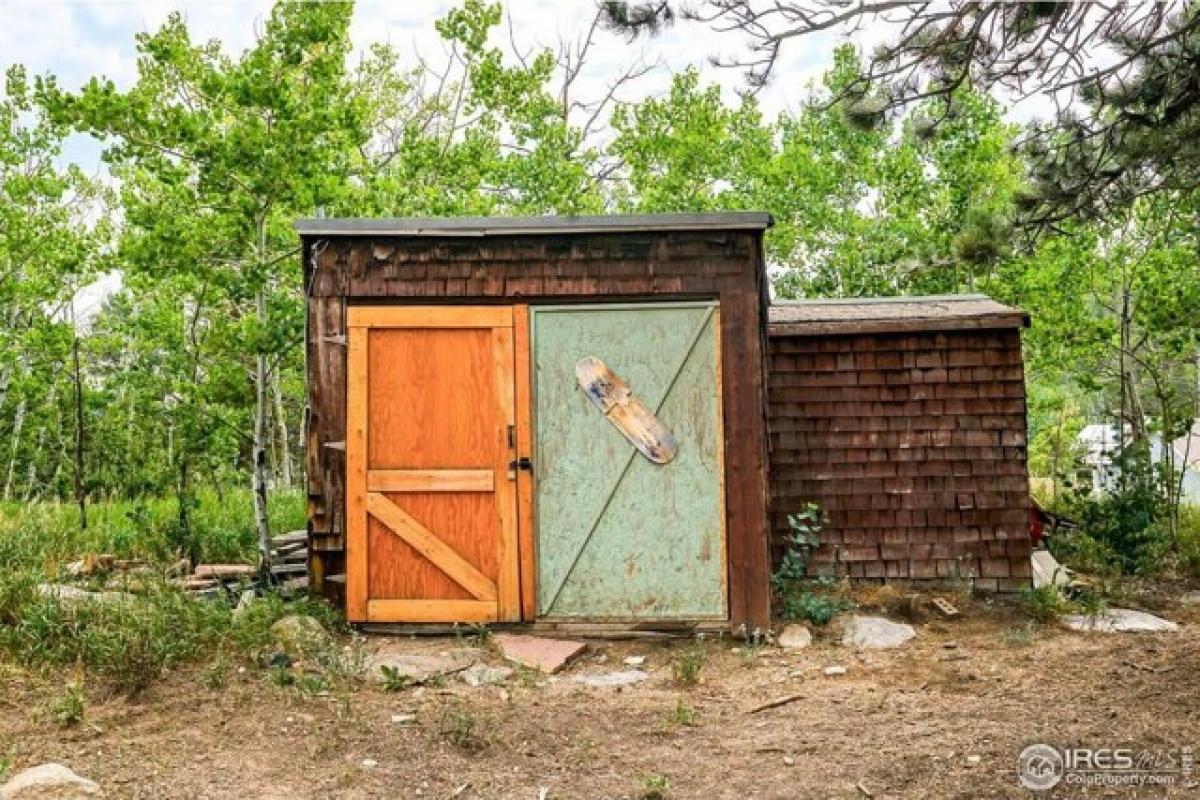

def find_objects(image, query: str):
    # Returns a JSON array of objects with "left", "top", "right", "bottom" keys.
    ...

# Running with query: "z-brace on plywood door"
[{"left": 345, "top": 306, "right": 522, "bottom": 623}]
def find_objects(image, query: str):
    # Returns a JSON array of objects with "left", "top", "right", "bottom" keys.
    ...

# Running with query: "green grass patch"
[
  {"left": 0, "top": 570, "right": 340, "bottom": 693},
  {"left": 0, "top": 487, "right": 305, "bottom": 571},
  {"left": 0, "top": 488, "right": 323, "bottom": 691}
]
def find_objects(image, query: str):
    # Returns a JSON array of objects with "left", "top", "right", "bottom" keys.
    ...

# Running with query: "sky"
[{"left": 0, "top": 0, "right": 849, "bottom": 175}]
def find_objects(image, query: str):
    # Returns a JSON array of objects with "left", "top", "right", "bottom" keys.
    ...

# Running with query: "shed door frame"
[
  {"left": 345, "top": 305, "right": 526, "bottom": 623},
  {"left": 529, "top": 300, "right": 728, "bottom": 621}
]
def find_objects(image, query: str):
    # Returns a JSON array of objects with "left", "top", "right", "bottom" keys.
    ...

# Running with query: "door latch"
[{"left": 509, "top": 456, "right": 533, "bottom": 473}]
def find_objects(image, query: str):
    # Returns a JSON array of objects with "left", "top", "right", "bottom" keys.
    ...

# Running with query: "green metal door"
[{"left": 532, "top": 302, "right": 726, "bottom": 620}]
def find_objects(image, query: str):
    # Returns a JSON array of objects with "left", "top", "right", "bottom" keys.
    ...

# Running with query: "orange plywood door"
[{"left": 346, "top": 306, "right": 521, "bottom": 623}]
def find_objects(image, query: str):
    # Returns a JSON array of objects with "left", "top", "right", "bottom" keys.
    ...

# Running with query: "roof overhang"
[
  {"left": 768, "top": 294, "right": 1030, "bottom": 336},
  {"left": 295, "top": 212, "right": 773, "bottom": 238}
]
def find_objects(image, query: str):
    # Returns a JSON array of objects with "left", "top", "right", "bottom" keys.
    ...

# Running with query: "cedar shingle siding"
[{"left": 766, "top": 298, "right": 1033, "bottom": 591}]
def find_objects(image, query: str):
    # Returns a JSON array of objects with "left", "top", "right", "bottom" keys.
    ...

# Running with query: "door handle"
[{"left": 509, "top": 456, "right": 533, "bottom": 473}]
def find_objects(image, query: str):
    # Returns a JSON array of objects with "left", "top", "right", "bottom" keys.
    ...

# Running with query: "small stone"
[
  {"left": 623, "top": 656, "right": 646, "bottom": 666},
  {"left": 270, "top": 615, "right": 332, "bottom": 659},
  {"left": 777, "top": 624, "right": 813, "bottom": 650},
  {"left": 823, "top": 665, "right": 847, "bottom": 677},
  {"left": 842, "top": 616, "right": 916, "bottom": 649},
  {"left": 1180, "top": 591, "right": 1200, "bottom": 605},
  {"left": 390, "top": 713, "right": 416, "bottom": 725},
  {"left": 782, "top": 756, "right": 796, "bottom": 767},
  {"left": 361, "top": 759, "right": 378, "bottom": 770},
  {"left": 572, "top": 670, "right": 648, "bottom": 688},
  {"left": 459, "top": 663, "right": 513, "bottom": 687},
  {"left": 966, "top": 755, "right": 982, "bottom": 766},
  {"left": 1062, "top": 608, "right": 1178, "bottom": 633},
  {"left": 2, "top": 763, "right": 104, "bottom": 799}
]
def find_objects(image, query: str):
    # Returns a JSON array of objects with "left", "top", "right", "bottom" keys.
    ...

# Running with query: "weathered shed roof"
[
  {"left": 768, "top": 294, "right": 1028, "bottom": 335},
  {"left": 295, "top": 212, "right": 773, "bottom": 238}
]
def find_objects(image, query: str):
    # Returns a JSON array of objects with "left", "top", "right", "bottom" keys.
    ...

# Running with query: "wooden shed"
[
  {"left": 299, "top": 213, "right": 774, "bottom": 633},
  {"left": 766, "top": 296, "right": 1033, "bottom": 590}
]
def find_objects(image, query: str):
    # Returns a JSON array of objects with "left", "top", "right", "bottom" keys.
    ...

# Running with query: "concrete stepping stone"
[
  {"left": 1062, "top": 608, "right": 1178, "bottom": 633},
  {"left": 460, "top": 663, "right": 513, "bottom": 686},
  {"left": 842, "top": 616, "right": 916, "bottom": 649},
  {"left": 366, "top": 648, "right": 478, "bottom": 684},
  {"left": 573, "top": 670, "right": 648, "bottom": 688}
]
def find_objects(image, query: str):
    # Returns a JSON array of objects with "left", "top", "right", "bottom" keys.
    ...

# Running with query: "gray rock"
[
  {"left": 269, "top": 614, "right": 332, "bottom": 658},
  {"left": 232, "top": 589, "right": 257, "bottom": 620},
  {"left": 777, "top": 624, "right": 812, "bottom": 650},
  {"left": 1062, "top": 608, "right": 1178, "bottom": 633},
  {"left": 842, "top": 616, "right": 916, "bottom": 649},
  {"left": 459, "top": 663, "right": 513, "bottom": 687},
  {"left": 623, "top": 656, "right": 646, "bottom": 666},
  {"left": 1180, "top": 591, "right": 1200, "bottom": 606},
  {"left": 823, "top": 665, "right": 847, "bottom": 676},
  {"left": 1, "top": 763, "right": 104, "bottom": 799},
  {"left": 572, "top": 670, "right": 648, "bottom": 688},
  {"left": 367, "top": 649, "right": 478, "bottom": 685}
]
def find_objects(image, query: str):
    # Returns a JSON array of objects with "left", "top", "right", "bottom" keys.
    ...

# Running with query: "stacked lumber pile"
[{"left": 178, "top": 530, "right": 308, "bottom": 595}]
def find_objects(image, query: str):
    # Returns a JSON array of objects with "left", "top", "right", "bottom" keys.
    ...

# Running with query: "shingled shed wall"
[{"left": 767, "top": 296, "right": 1033, "bottom": 591}]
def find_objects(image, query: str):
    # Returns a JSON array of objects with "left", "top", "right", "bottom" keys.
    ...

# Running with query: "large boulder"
[
  {"left": 269, "top": 615, "right": 332, "bottom": 658},
  {"left": 1, "top": 763, "right": 104, "bottom": 799},
  {"left": 842, "top": 616, "right": 916, "bottom": 649}
]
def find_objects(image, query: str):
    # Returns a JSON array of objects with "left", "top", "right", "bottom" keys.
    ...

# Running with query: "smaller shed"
[{"left": 766, "top": 295, "right": 1033, "bottom": 590}]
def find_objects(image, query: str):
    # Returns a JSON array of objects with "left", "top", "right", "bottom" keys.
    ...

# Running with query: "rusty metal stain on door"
[{"left": 531, "top": 302, "right": 727, "bottom": 620}]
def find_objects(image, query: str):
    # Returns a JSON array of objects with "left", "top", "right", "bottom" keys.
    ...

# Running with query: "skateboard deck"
[{"left": 575, "top": 355, "right": 678, "bottom": 464}]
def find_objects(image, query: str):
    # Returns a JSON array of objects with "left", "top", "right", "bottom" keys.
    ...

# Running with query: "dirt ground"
[{"left": 3, "top": 591, "right": 1200, "bottom": 800}]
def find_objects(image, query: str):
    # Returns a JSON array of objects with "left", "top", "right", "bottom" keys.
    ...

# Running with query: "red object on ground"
[
  {"left": 492, "top": 634, "right": 587, "bottom": 674},
  {"left": 1030, "top": 505, "right": 1045, "bottom": 547}
]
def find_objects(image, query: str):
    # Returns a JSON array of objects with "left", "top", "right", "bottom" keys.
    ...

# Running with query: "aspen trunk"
[
  {"left": 72, "top": 334, "right": 88, "bottom": 530},
  {"left": 3, "top": 397, "right": 26, "bottom": 501},
  {"left": 252, "top": 218, "right": 273, "bottom": 572},
  {"left": 273, "top": 374, "right": 293, "bottom": 488}
]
